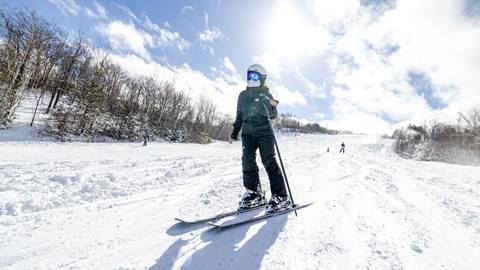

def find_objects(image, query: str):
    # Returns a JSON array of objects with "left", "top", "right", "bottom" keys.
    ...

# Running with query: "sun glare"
[{"left": 266, "top": 3, "right": 325, "bottom": 61}]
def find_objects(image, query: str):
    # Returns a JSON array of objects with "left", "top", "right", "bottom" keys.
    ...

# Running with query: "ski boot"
[
  {"left": 238, "top": 189, "right": 266, "bottom": 210},
  {"left": 266, "top": 194, "right": 292, "bottom": 213}
]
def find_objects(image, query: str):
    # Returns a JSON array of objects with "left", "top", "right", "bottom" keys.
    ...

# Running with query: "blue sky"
[{"left": 3, "top": 0, "right": 479, "bottom": 134}]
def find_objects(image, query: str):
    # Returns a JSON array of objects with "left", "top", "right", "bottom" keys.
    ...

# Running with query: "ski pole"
[{"left": 263, "top": 102, "right": 297, "bottom": 216}]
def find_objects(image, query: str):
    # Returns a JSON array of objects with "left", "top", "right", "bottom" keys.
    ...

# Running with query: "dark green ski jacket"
[{"left": 233, "top": 86, "right": 278, "bottom": 136}]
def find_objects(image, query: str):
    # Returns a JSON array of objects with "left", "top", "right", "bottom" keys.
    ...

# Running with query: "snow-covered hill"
[{"left": 1, "top": 134, "right": 479, "bottom": 269}]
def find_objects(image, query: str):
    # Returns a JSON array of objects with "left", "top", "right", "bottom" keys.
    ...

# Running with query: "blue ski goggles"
[{"left": 247, "top": 71, "right": 262, "bottom": 81}]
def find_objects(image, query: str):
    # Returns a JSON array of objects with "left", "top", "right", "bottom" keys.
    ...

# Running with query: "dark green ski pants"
[{"left": 242, "top": 130, "right": 287, "bottom": 196}]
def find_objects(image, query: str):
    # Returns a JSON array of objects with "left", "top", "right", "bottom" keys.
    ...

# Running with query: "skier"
[
  {"left": 230, "top": 64, "right": 291, "bottom": 213},
  {"left": 143, "top": 131, "right": 149, "bottom": 146},
  {"left": 340, "top": 142, "right": 345, "bottom": 154},
  {"left": 327, "top": 147, "right": 330, "bottom": 153}
]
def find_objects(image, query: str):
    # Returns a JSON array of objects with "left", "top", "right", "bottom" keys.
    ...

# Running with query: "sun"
[{"left": 265, "top": 2, "right": 327, "bottom": 61}]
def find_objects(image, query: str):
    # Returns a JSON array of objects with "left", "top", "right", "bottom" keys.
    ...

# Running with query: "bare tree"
[
  {"left": 46, "top": 33, "right": 88, "bottom": 113},
  {"left": 0, "top": 7, "right": 38, "bottom": 123}
]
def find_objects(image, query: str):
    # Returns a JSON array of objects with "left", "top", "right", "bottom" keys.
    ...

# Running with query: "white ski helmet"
[
  {"left": 247, "top": 64, "right": 267, "bottom": 87},
  {"left": 247, "top": 64, "right": 267, "bottom": 77}
]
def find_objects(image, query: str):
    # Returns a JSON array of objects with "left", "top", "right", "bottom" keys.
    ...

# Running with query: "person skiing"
[
  {"left": 143, "top": 130, "right": 149, "bottom": 146},
  {"left": 340, "top": 142, "right": 345, "bottom": 154},
  {"left": 230, "top": 64, "right": 291, "bottom": 213}
]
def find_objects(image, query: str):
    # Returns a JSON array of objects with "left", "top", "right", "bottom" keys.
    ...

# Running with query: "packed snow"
[{"left": 1, "top": 133, "right": 480, "bottom": 269}]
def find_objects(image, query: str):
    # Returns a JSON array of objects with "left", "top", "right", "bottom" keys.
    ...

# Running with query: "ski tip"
[
  {"left": 207, "top": 221, "right": 221, "bottom": 227},
  {"left": 174, "top": 217, "right": 187, "bottom": 223},
  {"left": 174, "top": 218, "right": 199, "bottom": 223},
  {"left": 295, "top": 202, "right": 314, "bottom": 208}
]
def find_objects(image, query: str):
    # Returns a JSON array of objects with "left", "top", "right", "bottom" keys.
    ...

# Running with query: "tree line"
[
  {"left": 272, "top": 113, "right": 338, "bottom": 135},
  {"left": 0, "top": 5, "right": 228, "bottom": 143},
  {"left": 393, "top": 107, "right": 480, "bottom": 166}
]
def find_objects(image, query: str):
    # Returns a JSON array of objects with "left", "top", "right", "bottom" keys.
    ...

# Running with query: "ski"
[
  {"left": 174, "top": 203, "right": 267, "bottom": 224},
  {"left": 208, "top": 202, "right": 313, "bottom": 228}
]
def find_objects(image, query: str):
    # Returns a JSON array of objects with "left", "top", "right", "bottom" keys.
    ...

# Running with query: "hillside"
[{"left": 1, "top": 134, "right": 479, "bottom": 269}]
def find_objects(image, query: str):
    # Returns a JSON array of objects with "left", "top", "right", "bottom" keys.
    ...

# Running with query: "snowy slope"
[
  {"left": 1, "top": 134, "right": 479, "bottom": 270},
  {"left": 0, "top": 90, "right": 53, "bottom": 142}
]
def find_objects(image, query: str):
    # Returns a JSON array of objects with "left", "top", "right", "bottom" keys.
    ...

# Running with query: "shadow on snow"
[
  {"left": 166, "top": 221, "right": 210, "bottom": 236},
  {"left": 150, "top": 214, "right": 288, "bottom": 270}
]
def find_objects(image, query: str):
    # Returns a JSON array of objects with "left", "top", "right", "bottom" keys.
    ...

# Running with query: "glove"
[
  {"left": 270, "top": 99, "right": 279, "bottom": 106},
  {"left": 231, "top": 128, "right": 240, "bottom": 141}
]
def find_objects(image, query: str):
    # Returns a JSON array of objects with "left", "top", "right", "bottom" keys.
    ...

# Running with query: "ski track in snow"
[{"left": 1, "top": 134, "right": 479, "bottom": 269}]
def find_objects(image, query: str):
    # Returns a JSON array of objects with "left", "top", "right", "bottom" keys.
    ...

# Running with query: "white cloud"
[
  {"left": 195, "top": 13, "right": 222, "bottom": 55},
  {"left": 181, "top": 5, "right": 194, "bottom": 14},
  {"left": 93, "top": 0, "right": 108, "bottom": 19},
  {"left": 108, "top": 53, "right": 172, "bottom": 78},
  {"left": 96, "top": 21, "right": 154, "bottom": 61},
  {"left": 84, "top": 7, "right": 96, "bottom": 18},
  {"left": 199, "top": 44, "right": 216, "bottom": 55},
  {"left": 50, "top": 0, "right": 109, "bottom": 19},
  {"left": 203, "top": 12, "right": 210, "bottom": 28},
  {"left": 308, "top": 0, "right": 360, "bottom": 26},
  {"left": 314, "top": 112, "right": 325, "bottom": 119},
  {"left": 158, "top": 28, "right": 191, "bottom": 51},
  {"left": 208, "top": 46, "right": 215, "bottom": 55},
  {"left": 48, "top": 0, "right": 81, "bottom": 15},
  {"left": 197, "top": 13, "right": 222, "bottom": 43},
  {"left": 142, "top": 14, "right": 191, "bottom": 51},
  {"left": 97, "top": 7, "right": 191, "bottom": 56},
  {"left": 198, "top": 27, "right": 222, "bottom": 42},
  {"left": 294, "top": 67, "right": 326, "bottom": 98},
  {"left": 142, "top": 14, "right": 160, "bottom": 32},
  {"left": 253, "top": 53, "right": 283, "bottom": 79},
  {"left": 305, "top": 0, "right": 480, "bottom": 134},
  {"left": 113, "top": 3, "right": 140, "bottom": 23},
  {"left": 266, "top": 0, "right": 330, "bottom": 60},
  {"left": 216, "top": 57, "right": 242, "bottom": 85},
  {"left": 222, "top": 57, "right": 236, "bottom": 74},
  {"left": 270, "top": 84, "right": 307, "bottom": 107}
]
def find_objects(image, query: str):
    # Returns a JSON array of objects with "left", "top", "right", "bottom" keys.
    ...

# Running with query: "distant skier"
[
  {"left": 327, "top": 147, "right": 330, "bottom": 153},
  {"left": 231, "top": 64, "right": 291, "bottom": 213},
  {"left": 143, "top": 131, "right": 149, "bottom": 146},
  {"left": 340, "top": 142, "right": 345, "bottom": 154}
]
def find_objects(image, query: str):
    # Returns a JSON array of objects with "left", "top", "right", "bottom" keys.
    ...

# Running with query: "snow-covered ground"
[
  {"left": 1, "top": 134, "right": 480, "bottom": 269},
  {"left": 0, "top": 90, "right": 53, "bottom": 142}
]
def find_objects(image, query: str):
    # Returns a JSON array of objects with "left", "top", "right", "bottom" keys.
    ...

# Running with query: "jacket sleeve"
[
  {"left": 267, "top": 93, "right": 278, "bottom": 120},
  {"left": 233, "top": 93, "right": 243, "bottom": 131}
]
